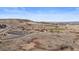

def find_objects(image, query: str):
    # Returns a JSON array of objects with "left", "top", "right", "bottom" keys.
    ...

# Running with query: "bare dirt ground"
[{"left": 0, "top": 19, "right": 79, "bottom": 51}]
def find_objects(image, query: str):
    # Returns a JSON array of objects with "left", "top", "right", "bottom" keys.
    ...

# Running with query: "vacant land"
[{"left": 0, "top": 19, "right": 79, "bottom": 51}]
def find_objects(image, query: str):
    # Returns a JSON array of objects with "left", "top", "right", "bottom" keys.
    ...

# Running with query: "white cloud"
[{"left": 0, "top": 7, "right": 79, "bottom": 22}]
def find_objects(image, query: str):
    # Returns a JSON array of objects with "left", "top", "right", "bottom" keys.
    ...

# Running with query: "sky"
[{"left": 0, "top": 7, "right": 79, "bottom": 22}]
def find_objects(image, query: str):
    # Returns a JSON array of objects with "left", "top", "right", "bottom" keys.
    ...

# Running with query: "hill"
[{"left": 0, "top": 19, "right": 79, "bottom": 51}]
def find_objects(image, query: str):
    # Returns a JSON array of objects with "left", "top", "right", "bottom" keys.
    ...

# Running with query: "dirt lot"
[{"left": 0, "top": 19, "right": 79, "bottom": 51}]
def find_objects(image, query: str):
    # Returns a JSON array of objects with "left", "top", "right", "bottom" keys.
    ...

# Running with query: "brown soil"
[{"left": 0, "top": 19, "right": 79, "bottom": 51}]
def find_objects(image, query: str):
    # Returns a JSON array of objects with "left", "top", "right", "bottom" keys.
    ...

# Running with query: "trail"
[{"left": 0, "top": 25, "right": 28, "bottom": 39}]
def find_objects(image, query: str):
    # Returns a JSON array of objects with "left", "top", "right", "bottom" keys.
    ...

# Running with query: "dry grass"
[{"left": 0, "top": 19, "right": 79, "bottom": 51}]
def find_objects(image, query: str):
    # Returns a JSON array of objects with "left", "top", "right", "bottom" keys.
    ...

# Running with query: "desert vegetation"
[{"left": 0, "top": 19, "right": 79, "bottom": 51}]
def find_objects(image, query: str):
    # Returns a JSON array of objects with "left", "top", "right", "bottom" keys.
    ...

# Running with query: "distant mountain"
[
  {"left": 53, "top": 21, "right": 79, "bottom": 25},
  {"left": 0, "top": 19, "right": 79, "bottom": 25},
  {"left": 0, "top": 18, "right": 33, "bottom": 21},
  {"left": 38, "top": 21, "right": 79, "bottom": 25}
]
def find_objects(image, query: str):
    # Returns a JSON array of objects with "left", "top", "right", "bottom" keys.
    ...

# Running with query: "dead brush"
[{"left": 49, "top": 28, "right": 65, "bottom": 33}]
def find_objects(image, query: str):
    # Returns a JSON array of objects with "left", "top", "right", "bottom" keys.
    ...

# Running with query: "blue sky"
[{"left": 0, "top": 7, "right": 79, "bottom": 22}]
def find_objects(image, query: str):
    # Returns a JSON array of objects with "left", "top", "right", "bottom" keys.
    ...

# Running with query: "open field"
[{"left": 0, "top": 19, "right": 79, "bottom": 51}]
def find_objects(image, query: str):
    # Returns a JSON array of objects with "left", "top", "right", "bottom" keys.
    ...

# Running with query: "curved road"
[{"left": 0, "top": 25, "right": 27, "bottom": 39}]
